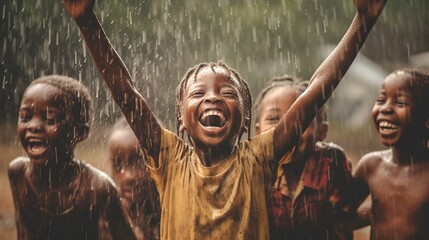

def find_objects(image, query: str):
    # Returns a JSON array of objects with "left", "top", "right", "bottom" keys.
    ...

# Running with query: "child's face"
[
  {"left": 18, "top": 83, "right": 75, "bottom": 165},
  {"left": 256, "top": 86, "right": 318, "bottom": 153},
  {"left": 181, "top": 67, "right": 244, "bottom": 148},
  {"left": 256, "top": 87, "right": 299, "bottom": 134},
  {"left": 109, "top": 129, "right": 149, "bottom": 204},
  {"left": 372, "top": 73, "right": 420, "bottom": 147}
]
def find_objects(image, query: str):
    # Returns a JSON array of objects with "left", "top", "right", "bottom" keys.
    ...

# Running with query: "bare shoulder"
[
  {"left": 8, "top": 156, "right": 29, "bottom": 178},
  {"left": 79, "top": 162, "right": 119, "bottom": 201},
  {"left": 354, "top": 149, "right": 390, "bottom": 176},
  {"left": 81, "top": 162, "right": 117, "bottom": 189}
]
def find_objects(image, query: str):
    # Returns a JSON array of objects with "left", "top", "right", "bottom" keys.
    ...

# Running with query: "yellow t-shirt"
[{"left": 144, "top": 127, "right": 277, "bottom": 240}]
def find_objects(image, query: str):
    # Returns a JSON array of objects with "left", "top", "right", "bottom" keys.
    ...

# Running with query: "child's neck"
[
  {"left": 391, "top": 142, "right": 429, "bottom": 165},
  {"left": 195, "top": 144, "right": 235, "bottom": 167},
  {"left": 29, "top": 154, "right": 80, "bottom": 188}
]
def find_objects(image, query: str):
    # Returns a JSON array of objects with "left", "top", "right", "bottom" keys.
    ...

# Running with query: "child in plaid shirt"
[{"left": 254, "top": 77, "right": 354, "bottom": 240}]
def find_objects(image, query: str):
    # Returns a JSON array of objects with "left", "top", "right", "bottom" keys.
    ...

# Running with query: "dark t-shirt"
[{"left": 8, "top": 157, "right": 136, "bottom": 240}]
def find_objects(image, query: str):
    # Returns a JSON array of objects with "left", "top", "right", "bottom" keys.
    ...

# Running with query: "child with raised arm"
[
  {"left": 8, "top": 75, "right": 137, "bottom": 240},
  {"left": 107, "top": 117, "right": 161, "bottom": 240},
  {"left": 62, "top": 0, "right": 385, "bottom": 238},
  {"left": 253, "top": 77, "right": 354, "bottom": 240},
  {"left": 353, "top": 69, "right": 429, "bottom": 240}
]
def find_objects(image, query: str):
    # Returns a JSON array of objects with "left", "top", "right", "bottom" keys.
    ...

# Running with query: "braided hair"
[
  {"left": 175, "top": 61, "right": 252, "bottom": 142},
  {"left": 253, "top": 75, "right": 328, "bottom": 133},
  {"left": 253, "top": 75, "right": 298, "bottom": 126}
]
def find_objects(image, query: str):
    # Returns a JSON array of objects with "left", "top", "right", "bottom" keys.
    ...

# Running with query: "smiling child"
[
  {"left": 61, "top": 0, "right": 386, "bottom": 238},
  {"left": 8, "top": 75, "right": 137, "bottom": 240}
]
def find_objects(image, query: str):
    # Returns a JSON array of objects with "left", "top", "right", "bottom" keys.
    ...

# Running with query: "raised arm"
[
  {"left": 62, "top": 0, "right": 161, "bottom": 160},
  {"left": 273, "top": 0, "right": 386, "bottom": 160}
]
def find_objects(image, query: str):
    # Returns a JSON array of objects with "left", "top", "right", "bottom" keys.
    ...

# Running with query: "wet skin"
[
  {"left": 108, "top": 128, "right": 150, "bottom": 206},
  {"left": 108, "top": 126, "right": 160, "bottom": 239},
  {"left": 256, "top": 85, "right": 319, "bottom": 190},
  {"left": 18, "top": 83, "right": 75, "bottom": 167},
  {"left": 9, "top": 83, "right": 137, "bottom": 240},
  {"left": 256, "top": 86, "right": 319, "bottom": 160},
  {"left": 372, "top": 73, "right": 421, "bottom": 148},
  {"left": 354, "top": 73, "right": 429, "bottom": 240},
  {"left": 181, "top": 67, "right": 244, "bottom": 166}
]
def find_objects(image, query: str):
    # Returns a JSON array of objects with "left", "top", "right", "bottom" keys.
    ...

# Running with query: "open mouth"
[
  {"left": 27, "top": 138, "right": 48, "bottom": 156},
  {"left": 378, "top": 120, "right": 399, "bottom": 134},
  {"left": 199, "top": 110, "right": 226, "bottom": 128}
]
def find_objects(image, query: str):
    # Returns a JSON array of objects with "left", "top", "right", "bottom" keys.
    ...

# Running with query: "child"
[
  {"left": 8, "top": 75, "right": 137, "bottom": 240},
  {"left": 353, "top": 69, "right": 429, "bottom": 240},
  {"left": 62, "top": 0, "right": 385, "bottom": 238},
  {"left": 253, "top": 77, "right": 354, "bottom": 240},
  {"left": 107, "top": 117, "right": 160, "bottom": 240}
]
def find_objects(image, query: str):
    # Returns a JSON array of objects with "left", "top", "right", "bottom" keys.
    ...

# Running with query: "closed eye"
[
  {"left": 188, "top": 90, "right": 205, "bottom": 98},
  {"left": 265, "top": 115, "right": 281, "bottom": 124},
  {"left": 375, "top": 97, "right": 386, "bottom": 105},
  {"left": 221, "top": 88, "right": 239, "bottom": 98}
]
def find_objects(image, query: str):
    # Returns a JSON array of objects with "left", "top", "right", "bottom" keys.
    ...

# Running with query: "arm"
[
  {"left": 351, "top": 153, "right": 373, "bottom": 229},
  {"left": 273, "top": 0, "right": 386, "bottom": 160},
  {"left": 62, "top": 0, "right": 161, "bottom": 161},
  {"left": 355, "top": 196, "right": 372, "bottom": 229}
]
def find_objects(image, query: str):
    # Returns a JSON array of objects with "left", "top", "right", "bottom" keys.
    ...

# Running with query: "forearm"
[
  {"left": 274, "top": 13, "right": 379, "bottom": 158},
  {"left": 73, "top": 12, "right": 161, "bottom": 157},
  {"left": 307, "top": 13, "right": 379, "bottom": 106},
  {"left": 75, "top": 13, "right": 137, "bottom": 108}
]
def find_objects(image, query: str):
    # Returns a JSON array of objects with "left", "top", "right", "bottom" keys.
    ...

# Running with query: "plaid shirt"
[{"left": 270, "top": 142, "right": 353, "bottom": 240}]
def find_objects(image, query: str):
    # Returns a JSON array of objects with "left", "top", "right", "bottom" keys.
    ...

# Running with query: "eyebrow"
[{"left": 265, "top": 107, "right": 282, "bottom": 114}]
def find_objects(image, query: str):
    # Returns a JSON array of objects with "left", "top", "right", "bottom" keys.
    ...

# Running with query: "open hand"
[
  {"left": 354, "top": 0, "right": 387, "bottom": 18},
  {"left": 62, "top": 0, "right": 95, "bottom": 19}
]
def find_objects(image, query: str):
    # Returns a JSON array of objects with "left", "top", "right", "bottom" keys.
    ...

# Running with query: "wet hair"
[
  {"left": 388, "top": 69, "right": 429, "bottom": 134},
  {"left": 175, "top": 61, "right": 252, "bottom": 141},
  {"left": 253, "top": 75, "right": 327, "bottom": 128},
  {"left": 28, "top": 75, "right": 93, "bottom": 128}
]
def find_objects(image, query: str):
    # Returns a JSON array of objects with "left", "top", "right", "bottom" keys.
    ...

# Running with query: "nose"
[
  {"left": 379, "top": 101, "right": 393, "bottom": 114},
  {"left": 27, "top": 118, "right": 43, "bottom": 132},
  {"left": 204, "top": 91, "right": 221, "bottom": 104}
]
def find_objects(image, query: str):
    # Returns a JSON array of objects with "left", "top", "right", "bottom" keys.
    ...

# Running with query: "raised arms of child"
[
  {"left": 62, "top": 0, "right": 161, "bottom": 162},
  {"left": 272, "top": 0, "right": 386, "bottom": 160}
]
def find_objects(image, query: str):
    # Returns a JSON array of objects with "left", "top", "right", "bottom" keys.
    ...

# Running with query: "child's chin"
[{"left": 28, "top": 155, "right": 50, "bottom": 165}]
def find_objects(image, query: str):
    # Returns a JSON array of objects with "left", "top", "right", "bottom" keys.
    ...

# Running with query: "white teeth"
[
  {"left": 379, "top": 121, "right": 398, "bottom": 129},
  {"left": 28, "top": 138, "right": 44, "bottom": 143},
  {"left": 200, "top": 110, "right": 226, "bottom": 123}
]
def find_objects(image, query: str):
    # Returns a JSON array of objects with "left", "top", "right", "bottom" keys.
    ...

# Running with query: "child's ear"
[
  {"left": 178, "top": 117, "right": 186, "bottom": 133},
  {"left": 74, "top": 125, "right": 90, "bottom": 143},
  {"left": 255, "top": 122, "right": 261, "bottom": 135},
  {"left": 425, "top": 118, "right": 429, "bottom": 129}
]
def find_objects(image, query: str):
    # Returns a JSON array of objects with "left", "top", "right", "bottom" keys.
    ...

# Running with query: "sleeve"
[
  {"left": 327, "top": 146, "right": 354, "bottom": 240},
  {"left": 142, "top": 127, "right": 189, "bottom": 194},
  {"left": 248, "top": 128, "right": 276, "bottom": 164}
]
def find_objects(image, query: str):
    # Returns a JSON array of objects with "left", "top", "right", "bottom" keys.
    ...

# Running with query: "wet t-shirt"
[
  {"left": 145, "top": 128, "right": 281, "bottom": 240},
  {"left": 8, "top": 157, "right": 136, "bottom": 240}
]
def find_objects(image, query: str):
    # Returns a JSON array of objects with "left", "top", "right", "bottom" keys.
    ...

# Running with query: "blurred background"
[{"left": 1, "top": 0, "right": 428, "bottom": 239}]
